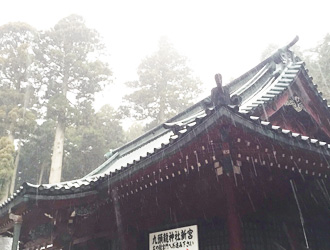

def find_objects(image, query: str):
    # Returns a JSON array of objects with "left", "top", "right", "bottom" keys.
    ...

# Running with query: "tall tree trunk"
[
  {"left": 49, "top": 118, "right": 65, "bottom": 184},
  {"left": 49, "top": 66, "right": 68, "bottom": 184},
  {"left": 3, "top": 134, "right": 17, "bottom": 200},
  {"left": 9, "top": 141, "right": 21, "bottom": 195}
]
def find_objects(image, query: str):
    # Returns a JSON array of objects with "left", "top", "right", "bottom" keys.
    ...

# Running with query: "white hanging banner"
[{"left": 149, "top": 225, "right": 199, "bottom": 250}]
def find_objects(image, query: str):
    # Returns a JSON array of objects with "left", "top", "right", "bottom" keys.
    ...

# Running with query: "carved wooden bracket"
[{"left": 285, "top": 96, "right": 305, "bottom": 112}]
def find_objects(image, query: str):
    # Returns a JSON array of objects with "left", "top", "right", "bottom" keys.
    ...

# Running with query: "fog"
[{"left": 1, "top": 0, "right": 330, "bottom": 108}]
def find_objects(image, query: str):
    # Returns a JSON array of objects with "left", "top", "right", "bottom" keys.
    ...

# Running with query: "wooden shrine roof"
[
  {"left": 1, "top": 36, "right": 330, "bottom": 220},
  {"left": 1, "top": 105, "right": 329, "bottom": 217}
]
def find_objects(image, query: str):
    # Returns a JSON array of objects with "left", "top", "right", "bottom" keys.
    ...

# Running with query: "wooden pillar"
[
  {"left": 223, "top": 174, "right": 244, "bottom": 250},
  {"left": 10, "top": 214, "right": 23, "bottom": 250},
  {"left": 219, "top": 125, "right": 244, "bottom": 250}
]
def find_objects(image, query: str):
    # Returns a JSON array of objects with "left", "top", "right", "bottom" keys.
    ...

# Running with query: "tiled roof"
[
  {"left": 94, "top": 109, "right": 209, "bottom": 175},
  {"left": 91, "top": 43, "right": 304, "bottom": 178},
  {"left": 0, "top": 176, "right": 100, "bottom": 210},
  {"left": 1, "top": 103, "right": 330, "bottom": 214},
  {"left": 238, "top": 61, "right": 303, "bottom": 113}
]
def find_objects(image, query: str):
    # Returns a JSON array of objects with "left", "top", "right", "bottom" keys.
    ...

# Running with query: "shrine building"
[{"left": 0, "top": 36, "right": 329, "bottom": 250}]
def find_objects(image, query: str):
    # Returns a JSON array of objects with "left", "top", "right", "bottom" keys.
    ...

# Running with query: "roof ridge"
[
  {"left": 227, "top": 36, "right": 299, "bottom": 94},
  {"left": 239, "top": 61, "right": 303, "bottom": 113}
]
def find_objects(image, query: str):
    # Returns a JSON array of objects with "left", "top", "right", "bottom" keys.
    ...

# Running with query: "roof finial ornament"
[
  {"left": 215, "top": 73, "right": 222, "bottom": 88},
  {"left": 274, "top": 36, "right": 299, "bottom": 64},
  {"left": 211, "top": 73, "right": 231, "bottom": 106},
  {"left": 284, "top": 35, "right": 299, "bottom": 50}
]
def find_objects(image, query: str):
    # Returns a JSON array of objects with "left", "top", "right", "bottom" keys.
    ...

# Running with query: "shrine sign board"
[{"left": 149, "top": 225, "right": 199, "bottom": 250}]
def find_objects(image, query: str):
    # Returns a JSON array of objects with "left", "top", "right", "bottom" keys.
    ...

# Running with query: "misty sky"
[{"left": 1, "top": 0, "right": 329, "bottom": 109}]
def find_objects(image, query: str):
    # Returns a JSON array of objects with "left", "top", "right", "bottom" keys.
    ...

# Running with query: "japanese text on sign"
[{"left": 149, "top": 225, "right": 198, "bottom": 250}]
